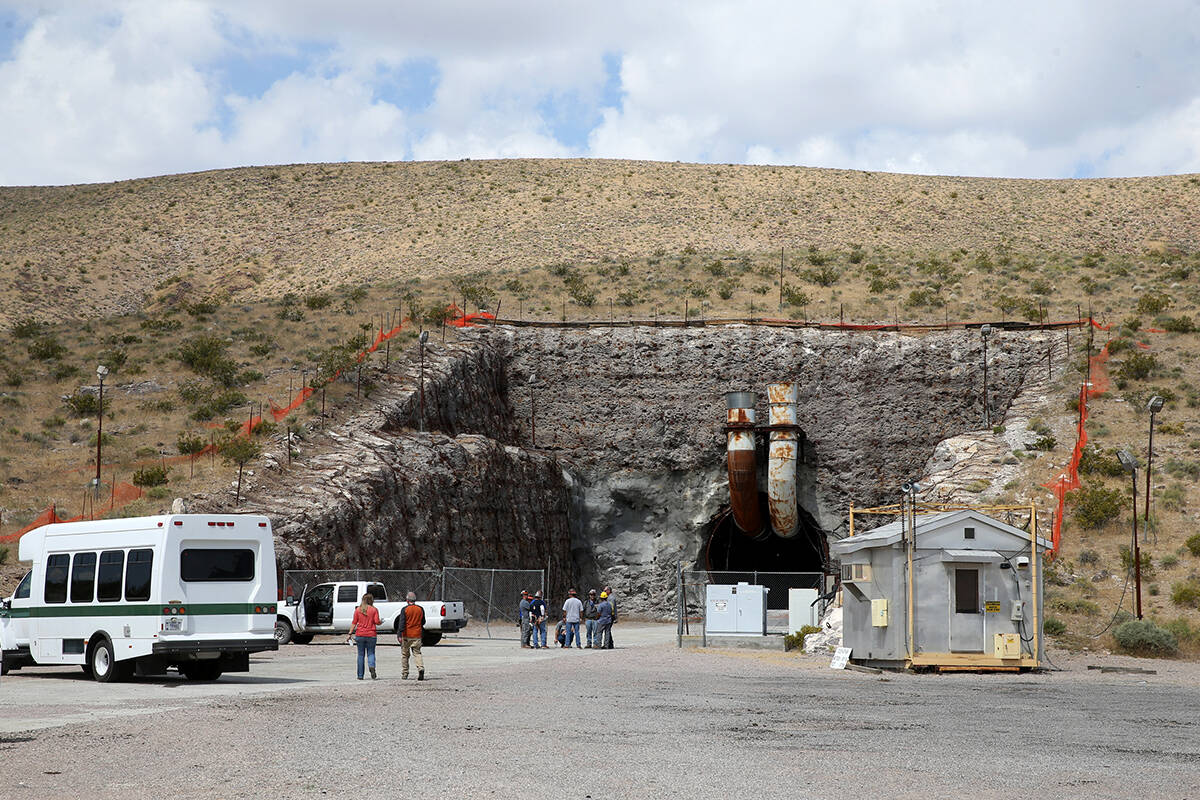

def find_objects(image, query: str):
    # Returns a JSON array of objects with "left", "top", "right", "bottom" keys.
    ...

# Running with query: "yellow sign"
[{"left": 984, "top": 601, "right": 1002, "bottom": 613}]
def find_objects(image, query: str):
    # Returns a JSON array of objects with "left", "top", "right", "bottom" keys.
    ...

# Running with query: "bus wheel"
[
  {"left": 274, "top": 618, "right": 294, "bottom": 645},
  {"left": 181, "top": 662, "right": 223, "bottom": 681},
  {"left": 421, "top": 631, "right": 443, "bottom": 647},
  {"left": 90, "top": 639, "right": 125, "bottom": 683}
]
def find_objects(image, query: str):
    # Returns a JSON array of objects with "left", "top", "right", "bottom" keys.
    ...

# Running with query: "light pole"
[
  {"left": 1146, "top": 395, "right": 1164, "bottom": 524},
  {"left": 980, "top": 324, "right": 991, "bottom": 428},
  {"left": 95, "top": 364, "right": 109, "bottom": 493},
  {"left": 1116, "top": 449, "right": 1143, "bottom": 619},
  {"left": 418, "top": 330, "right": 429, "bottom": 432}
]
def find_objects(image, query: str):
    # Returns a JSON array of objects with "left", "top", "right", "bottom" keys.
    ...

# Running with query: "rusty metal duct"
[
  {"left": 725, "top": 391, "right": 764, "bottom": 537},
  {"left": 767, "top": 382, "right": 800, "bottom": 538}
]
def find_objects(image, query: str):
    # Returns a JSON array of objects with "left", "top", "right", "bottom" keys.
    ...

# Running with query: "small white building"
[{"left": 831, "top": 509, "right": 1048, "bottom": 670}]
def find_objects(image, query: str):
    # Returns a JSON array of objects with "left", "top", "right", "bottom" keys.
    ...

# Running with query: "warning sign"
[{"left": 985, "top": 601, "right": 1002, "bottom": 613}]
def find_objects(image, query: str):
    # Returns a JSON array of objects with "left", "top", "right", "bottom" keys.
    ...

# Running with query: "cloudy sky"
[{"left": 1, "top": 0, "right": 1198, "bottom": 185}]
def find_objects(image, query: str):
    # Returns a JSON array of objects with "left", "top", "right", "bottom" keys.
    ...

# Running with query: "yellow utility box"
[
  {"left": 993, "top": 632, "right": 1020, "bottom": 659},
  {"left": 870, "top": 598, "right": 889, "bottom": 627}
]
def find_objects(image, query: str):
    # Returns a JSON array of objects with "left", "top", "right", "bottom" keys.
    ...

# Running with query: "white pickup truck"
[{"left": 274, "top": 580, "right": 466, "bottom": 647}]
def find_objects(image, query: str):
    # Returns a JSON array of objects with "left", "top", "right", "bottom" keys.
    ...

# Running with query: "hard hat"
[{"left": 600, "top": 592, "right": 608, "bottom": 598}]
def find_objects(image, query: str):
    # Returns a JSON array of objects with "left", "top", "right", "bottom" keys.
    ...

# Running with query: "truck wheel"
[
  {"left": 292, "top": 634, "right": 314, "bottom": 645},
  {"left": 181, "top": 662, "right": 223, "bottom": 681},
  {"left": 421, "top": 631, "right": 443, "bottom": 647},
  {"left": 274, "top": 618, "right": 294, "bottom": 645},
  {"left": 89, "top": 639, "right": 126, "bottom": 683}
]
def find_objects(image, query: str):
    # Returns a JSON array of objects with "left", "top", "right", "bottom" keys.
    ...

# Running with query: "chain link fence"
[
  {"left": 281, "top": 567, "right": 544, "bottom": 640},
  {"left": 443, "top": 567, "right": 545, "bottom": 639},
  {"left": 676, "top": 568, "right": 831, "bottom": 645}
]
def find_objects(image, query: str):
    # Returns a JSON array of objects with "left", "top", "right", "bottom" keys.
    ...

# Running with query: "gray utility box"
[{"left": 705, "top": 583, "right": 769, "bottom": 636}]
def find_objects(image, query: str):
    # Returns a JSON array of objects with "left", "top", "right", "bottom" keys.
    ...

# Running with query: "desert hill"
[{"left": 1, "top": 159, "right": 1197, "bottom": 326}]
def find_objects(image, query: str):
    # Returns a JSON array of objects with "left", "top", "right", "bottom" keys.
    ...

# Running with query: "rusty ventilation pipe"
[
  {"left": 725, "top": 391, "right": 764, "bottom": 538},
  {"left": 767, "top": 382, "right": 800, "bottom": 538}
]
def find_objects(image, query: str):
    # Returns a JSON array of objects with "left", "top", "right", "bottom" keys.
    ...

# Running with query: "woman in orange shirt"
[{"left": 349, "top": 593, "right": 382, "bottom": 680}]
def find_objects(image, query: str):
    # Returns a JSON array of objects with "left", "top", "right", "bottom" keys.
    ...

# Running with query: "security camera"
[{"left": 901, "top": 482, "right": 913, "bottom": 493}]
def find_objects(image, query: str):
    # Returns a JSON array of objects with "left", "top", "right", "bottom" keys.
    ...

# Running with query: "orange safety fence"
[
  {"left": 1040, "top": 333, "right": 1117, "bottom": 558},
  {"left": 0, "top": 483, "right": 145, "bottom": 544}
]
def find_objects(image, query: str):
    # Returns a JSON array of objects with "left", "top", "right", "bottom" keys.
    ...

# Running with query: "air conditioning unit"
[{"left": 841, "top": 563, "right": 872, "bottom": 583}]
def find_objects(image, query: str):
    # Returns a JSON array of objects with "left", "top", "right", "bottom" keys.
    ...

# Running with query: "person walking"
[
  {"left": 562, "top": 588, "right": 583, "bottom": 649},
  {"left": 348, "top": 593, "right": 381, "bottom": 680},
  {"left": 595, "top": 592, "right": 614, "bottom": 650},
  {"left": 583, "top": 589, "right": 600, "bottom": 648},
  {"left": 400, "top": 591, "right": 426, "bottom": 681},
  {"left": 519, "top": 590, "right": 533, "bottom": 649},
  {"left": 529, "top": 590, "right": 548, "bottom": 649}
]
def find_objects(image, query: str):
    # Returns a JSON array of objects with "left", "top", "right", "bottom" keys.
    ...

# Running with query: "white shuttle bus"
[{"left": 0, "top": 513, "right": 278, "bottom": 682}]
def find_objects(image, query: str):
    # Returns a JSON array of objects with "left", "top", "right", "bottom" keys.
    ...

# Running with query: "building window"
[
  {"left": 955, "top": 568, "right": 980, "bottom": 614},
  {"left": 964, "top": 527, "right": 975, "bottom": 540}
]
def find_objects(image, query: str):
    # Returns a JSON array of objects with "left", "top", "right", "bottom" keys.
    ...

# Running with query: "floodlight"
[
  {"left": 419, "top": 330, "right": 429, "bottom": 345},
  {"left": 96, "top": 364, "right": 109, "bottom": 379},
  {"left": 980, "top": 324, "right": 991, "bottom": 337},
  {"left": 1116, "top": 449, "right": 1137, "bottom": 473},
  {"left": 1147, "top": 395, "right": 1165, "bottom": 413}
]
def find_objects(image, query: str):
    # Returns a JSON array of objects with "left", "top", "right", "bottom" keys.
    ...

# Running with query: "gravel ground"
[{"left": 2, "top": 625, "right": 1199, "bottom": 799}]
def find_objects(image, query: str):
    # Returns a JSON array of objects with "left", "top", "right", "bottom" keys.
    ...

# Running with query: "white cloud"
[{"left": 0, "top": 0, "right": 1198, "bottom": 183}]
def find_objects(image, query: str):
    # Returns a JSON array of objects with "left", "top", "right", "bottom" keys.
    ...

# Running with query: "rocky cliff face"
[{"left": 199, "top": 324, "right": 1051, "bottom": 616}]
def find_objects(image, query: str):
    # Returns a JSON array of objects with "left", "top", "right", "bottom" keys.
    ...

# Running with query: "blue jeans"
[
  {"left": 533, "top": 620, "right": 547, "bottom": 647},
  {"left": 356, "top": 636, "right": 377, "bottom": 679},
  {"left": 585, "top": 619, "right": 597, "bottom": 646},
  {"left": 565, "top": 621, "right": 582, "bottom": 647}
]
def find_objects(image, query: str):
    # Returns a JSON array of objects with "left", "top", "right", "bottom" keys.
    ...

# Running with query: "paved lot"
[{"left": 2, "top": 625, "right": 1199, "bottom": 798}]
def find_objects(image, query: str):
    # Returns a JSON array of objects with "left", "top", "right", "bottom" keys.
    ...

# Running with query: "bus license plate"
[{"left": 163, "top": 616, "right": 184, "bottom": 632}]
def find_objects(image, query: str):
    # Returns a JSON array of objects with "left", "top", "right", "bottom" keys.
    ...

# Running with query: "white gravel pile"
[{"left": 803, "top": 605, "right": 843, "bottom": 653}]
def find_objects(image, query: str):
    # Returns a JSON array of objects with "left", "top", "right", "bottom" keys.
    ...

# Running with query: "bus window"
[
  {"left": 45, "top": 554, "right": 69, "bottom": 603},
  {"left": 180, "top": 549, "right": 254, "bottom": 582},
  {"left": 71, "top": 552, "right": 97, "bottom": 603},
  {"left": 14, "top": 571, "right": 31, "bottom": 600},
  {"left": 125, "top": 549, "right": 153, "bottom": 601},
  {"left": 97, "top": 550, "right": 125, "bottom": 602}
]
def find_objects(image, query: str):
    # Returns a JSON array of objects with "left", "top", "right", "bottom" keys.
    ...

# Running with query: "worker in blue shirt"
[
  {"left": 529, "top": 590, "right": 548, "bottom": 649},
  {"left": 595, "top": 591, "right": 614, "bottom": 649}
]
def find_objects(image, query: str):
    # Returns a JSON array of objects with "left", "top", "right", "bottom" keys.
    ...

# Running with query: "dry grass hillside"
[
  {"left": 3, "top": 158, "right": 1200, "bottom": 658},
  {"left": 1, "top": 159, "right": 1198, "bottom": 326}
]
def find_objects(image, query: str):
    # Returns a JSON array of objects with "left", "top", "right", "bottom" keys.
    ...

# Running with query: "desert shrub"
[
  {"left": 304, "top": 293, "right": 332, "bottom": 310},
  {"left": 1078, "top": 549, "right": 1099, "bottom": 565},
  {"left": 3, "top": 368, "right": 22, "bottom": 387},
  {"left": 805, "top": 246, "right": 828, "bottom": 266},
  {"left": 140, "top": 317, "right": 183, "bottom": 332},
  {"left": 1028, "top": 434, "right": 1056, "bottom": 451},
  {"left": 249, "top": 342, "right": 273, "bottom": 357},
  {"left": 185, "top": 299, "right": 220, "bottom": 317},
  {"left": 1162, "top": 316, "right": 1196, "bottom": 333},
  {"left": 236, "top": 370, "right": 263, "bottom": 385},
  {"left": 1163, "top": 618, "right": 1200, "bottom": 648},
  {"left": 1136, "top": 292, "right": 1172, "bottom": 315},
  {"left": 1043, "top": 616, "right": 1067, "bottom": 636},
  {"left": 804, "top": 266, "right": 839, "bottom": 287},
  {"left": 276, "top": 305, "right": 304, "bottom": 322},
  {"left": 132, "top": 464, "right": 170, "bottom": 488},
  {"left": 784, "top": 625, "right": 822, "bottom": 651},
  {"left": 98, "top": 348, "right": 127, "bottom": 372},
  {"left": 1160, "top": 553, "right": 1180, "bottom": 569},
  {"left": 177, "top": 432, "right": 207, "bottom": 455},
  {"left": 782, "top": 286, "right": 810, "bottom": 307},
  {"left": 868, "top": 276, "right": 900, "bottom": 294},
  {"left": 703, "top": 260, "right": 727, "bottom": 277},
  {"left": 28, "top": 336, "right": 66, "bottom": 361},
  {"left": 1069, "top": 486, "right": 1125, "bottom": 529},
  {"left": 64, "top": 393, "right": 101, "bottom": 416},
  {"left": 1164, "top": 458, "right": 1200, "bottom": 481},
  {"left": 848, "top": 249, "right": 864, "bottom": 264},
  {"left": 51, "top": 363, "right": 80, "bottom": 381},
  {"left": 1117, "top": 352, "right": 1157, "bottom": 382},
  {"left": 1170, "top": 579, "right": 1200, "bottom": 608},
  {"left": 1113, "top": 619, "right": 1178, "bottom": 656},
  {"left": 10, "top": 317, "right": 45, "bottom": 338},
  {"left": 1119, "top": 545, "right": 1153, "bottom": 577},
  {"left": 176, "top": 336, "right": 238, "bottom": 385},
  {"left": 615, "top": 290, "right": 637, "bottom": 307},
  {"left": 1160, "top": 484, "right": 1186, "bottom": 512},
  {"left": 1186, "top": 533, "right": 1200, "bottom": 557},
  {"left": 1049, "top": 595, "right": 1101, "bottom": 616}
]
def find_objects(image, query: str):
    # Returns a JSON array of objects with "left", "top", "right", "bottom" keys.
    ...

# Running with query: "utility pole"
[
  {"left": 1146, "top": 396, "right": 1165, "bottom": 524},
  {"left": 778, "top": 247, "right": 785, "bottom": 308},
  {"left": 95, "top": 364, "right": 108, "bottom": 494}
]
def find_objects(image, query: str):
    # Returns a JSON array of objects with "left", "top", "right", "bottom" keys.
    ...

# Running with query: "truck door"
[
  {"left": 303, "top": 584, "right": 335, "bottom": 629},
  {"left": 333, "top": 584, "right": 360, "bottom": 629}
]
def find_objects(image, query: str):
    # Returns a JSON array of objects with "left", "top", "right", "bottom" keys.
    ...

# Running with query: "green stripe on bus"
[{"left": 16, "top": 603, "right": 270, "bottom": 618}]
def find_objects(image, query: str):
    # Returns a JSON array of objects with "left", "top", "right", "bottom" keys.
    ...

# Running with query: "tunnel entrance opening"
[{"left": 703, "top": 491, "right": 827, "bottom": 575}]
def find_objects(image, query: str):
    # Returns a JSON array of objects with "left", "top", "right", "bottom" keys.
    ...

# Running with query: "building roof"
[{"left": 833, "top": 508, "right": 1051, "bottom": 555}]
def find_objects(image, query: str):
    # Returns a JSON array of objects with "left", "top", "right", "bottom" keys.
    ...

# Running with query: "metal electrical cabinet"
[{"left": 705, "top": 583, "right": 769, "bottom": 635}]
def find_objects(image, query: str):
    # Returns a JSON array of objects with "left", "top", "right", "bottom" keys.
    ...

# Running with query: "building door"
[{"left": 949, "top": 567, "right": 985, "bottom": 652}]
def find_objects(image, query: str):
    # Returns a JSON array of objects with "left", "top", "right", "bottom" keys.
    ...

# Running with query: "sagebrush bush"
[
  {"left": 1112, "top": 619, "right": 1178, "bottom": 656},
  {"left": 1136, "top": 292, "right": 1172, "bottom": 315},
  {"left": 1186, "top": 534, "right": 1200, "bottom": 557},
  {"left": 1117, "top": 352, "right": 1157, "bottom": 382},
  {"left": 1172, "top": 579, "right": 1200, "bottom": 608},
  {"left": 1162, "top": 316, "right": 1195, "bottom": 333},
  {"left": 132, "top": 464, "right": 170, "bottom": 488},
  {"left": 64, "top": 393, "right": 101, "bottom": 416},
  {"left": 1043, "top": 616, "right": 1067, "bottom": 635},
  {"left": 1070, "top": 486, "right": 1125, "bottom": 529}
]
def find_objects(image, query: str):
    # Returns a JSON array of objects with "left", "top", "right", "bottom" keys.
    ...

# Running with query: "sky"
[{"left": 0, "top": 0, "right": 1198, "bottom": 185}]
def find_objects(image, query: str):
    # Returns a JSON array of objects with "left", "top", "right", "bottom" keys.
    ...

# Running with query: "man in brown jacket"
[{"left": 401, "top": 591, "right": 426, "bottom": 681}]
